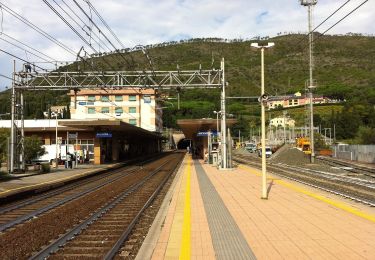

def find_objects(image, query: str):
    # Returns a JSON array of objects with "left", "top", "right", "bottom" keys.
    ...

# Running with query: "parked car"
[
  {"left": 258, "top": 146, "right": 273, "bottom": 158},
  {"left": 245, "top": 143, "right": 257, "bottom": 153}
]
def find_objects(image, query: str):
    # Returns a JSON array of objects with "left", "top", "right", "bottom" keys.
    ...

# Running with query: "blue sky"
[{"left": 0, "top": 0, "right": 374, "bottom": 90}]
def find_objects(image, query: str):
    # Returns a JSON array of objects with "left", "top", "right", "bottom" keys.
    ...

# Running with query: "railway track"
[
  {"left": 233, "top": 154, "right": 375, "bottom": 207},
  {"left": 0, "top": 152, "right": 184, "bottom": 259},
  {"left": 316, "top": 156, "right": 375, "bottom": 178},
  {"left": 0, "top": 155, "right": 162, "bottom": 232}
]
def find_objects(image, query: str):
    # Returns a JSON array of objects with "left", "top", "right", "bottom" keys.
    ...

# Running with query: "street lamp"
[{"left": 251, "top": 42, "right": 275, "bottom": 199}]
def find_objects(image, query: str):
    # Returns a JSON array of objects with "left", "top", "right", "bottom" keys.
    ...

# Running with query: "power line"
[
  {"left": 1, "top": 32, "right": 61, "bottom": 64},
  {"left": 0, "top": 37, "right": 57, "bottom": 65},
  {"left": 84, "top": 0, "right": 125, "bottom": 49},
  {"left": 43, "top": 0, "right": 120, "bottom": 72},
  {"left": 57, "top": 0, "right": 113, "bottom": 52},
  {"left": 313, "top": 0, "right": 352, "bottom": 33},
  {"left": 43, "top": 0, "right": 98, "bottom": 54},
  {"left": 72, "top": 0, "right": 133, "bottom": 68},
  {"left": 0, "top": 2, "right": 77, "bottom": 57},
  {"left": 0, "top": 48, "right": 48, "bottom": 71},
  {"left": 313, "top": 0, "right": 368, "bottom": 43}
]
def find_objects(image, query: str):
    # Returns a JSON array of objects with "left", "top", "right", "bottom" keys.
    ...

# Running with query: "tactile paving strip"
[{"left": 194, "top": 161, "right": 257, "bottom": 260}]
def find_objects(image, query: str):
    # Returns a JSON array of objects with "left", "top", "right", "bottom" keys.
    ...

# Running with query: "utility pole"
[
  {"left": 10, "top": 60, "right": 15, "bottom": 173},
  {"left": 301, "top": 0, "right": 317, "bottom": 163}
]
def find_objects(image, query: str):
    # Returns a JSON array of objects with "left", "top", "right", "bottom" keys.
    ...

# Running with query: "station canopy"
[
  {"left": 177, "top": 118, "right": 237, "bottom": 139},
  {"left": 59, "top": 119, "right": 160, "bottom": 139}
]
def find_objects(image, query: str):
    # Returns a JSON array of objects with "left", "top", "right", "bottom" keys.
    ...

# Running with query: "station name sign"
[
  {"left": 197, "top": 131, "right": 218, "bottom": 137},
  {"left": 96, "top": 132, "right": 112, "bottom": 138}
]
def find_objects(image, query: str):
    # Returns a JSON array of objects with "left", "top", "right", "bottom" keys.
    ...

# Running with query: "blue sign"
[
  {"left": 144, "top": 95, "right": 151, "bottom": 103},
  {"left": 197, "top": 131, "right": 218, "bottom": 137},
  {"left": 96, "top": 132, "right": 112, "bottom": 138},
  {"left": 78, "top": 101, "right": 87, "bottom": 106}
]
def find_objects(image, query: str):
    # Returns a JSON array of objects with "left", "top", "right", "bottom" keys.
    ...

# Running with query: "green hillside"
[{"left": 0, "top": 34, "right": 374, "bottom": 142}]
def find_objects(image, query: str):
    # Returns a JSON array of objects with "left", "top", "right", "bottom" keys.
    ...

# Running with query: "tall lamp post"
[
  {"left": 251, "top": 42, "right": 275, "bottom": 199},
  {"left": 300, "top": 0, "right": 317, "bottom": 163}
]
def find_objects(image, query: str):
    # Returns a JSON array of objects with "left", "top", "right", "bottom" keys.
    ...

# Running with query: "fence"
[{"left": 333, "top": 144, "right": 375, "bottom": 164}]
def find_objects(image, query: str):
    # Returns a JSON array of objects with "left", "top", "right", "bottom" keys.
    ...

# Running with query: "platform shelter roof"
[{"left": 177, "top": 118, "right": 237, "bottom": 139}]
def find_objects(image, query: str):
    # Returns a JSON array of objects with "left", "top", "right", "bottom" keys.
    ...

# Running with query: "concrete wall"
[{"left": 333, "top": 144, "right": 375, "bottom": 164}]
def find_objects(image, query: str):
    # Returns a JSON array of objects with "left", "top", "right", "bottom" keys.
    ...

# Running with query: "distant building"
[
  {"left": 43, "top": 105, "right": 66, "bottom": 118},
  {"left": 266, "top": 91, "right": 333, "bottom": 110},
  {"left": 68, "top": 88, "right": 163, "bottom": 133},
  {"left": 270, "top": 116, "right": 295, "bottom": 128}
]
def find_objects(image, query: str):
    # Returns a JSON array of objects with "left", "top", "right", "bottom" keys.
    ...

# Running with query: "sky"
[{"left": 0, "top": 0, "right": 374, "bottom": 90}]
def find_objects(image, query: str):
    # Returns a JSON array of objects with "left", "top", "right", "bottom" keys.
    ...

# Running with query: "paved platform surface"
[
  {"left": 0, "top": 163, "right": 120, "bottom": 199},
  {"left": 143, "top": 155, "right": 375, "bottom": 259}
]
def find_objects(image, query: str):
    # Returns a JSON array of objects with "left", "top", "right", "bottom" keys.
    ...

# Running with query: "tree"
[
  {"left": 24, "top": 135, "right": 46, "bottom": 163},
  {"left": 0, "top": 128, "right": 9, "bottom": 163},
  {"left": 355, "top": 126, "right": 375, "bottom": 144}
]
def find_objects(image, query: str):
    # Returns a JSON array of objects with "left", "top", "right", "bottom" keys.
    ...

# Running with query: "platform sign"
[
  {"left": 143, "top": 95, "right": 151, "bottom": 103},
  {"left": 68, "top": 133, "right": 78, "bottom": 139},
  {"left": 78, "top": 101, "right": 86, "bottom": 106},
  {"left": 197, "top": 131, "right": 218, "bottom": 137},
  {"left": 96, "top": 132, "right": 112, "bottom": 138}
]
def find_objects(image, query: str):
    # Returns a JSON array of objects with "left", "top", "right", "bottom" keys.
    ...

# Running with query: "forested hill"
[{"left": 0, "top": 34, "right": 374, "bottom": 141}]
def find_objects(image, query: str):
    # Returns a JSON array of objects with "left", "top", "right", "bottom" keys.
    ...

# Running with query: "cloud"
[{"left": 1, "top": 0, "right": 374, "bottom": 90}]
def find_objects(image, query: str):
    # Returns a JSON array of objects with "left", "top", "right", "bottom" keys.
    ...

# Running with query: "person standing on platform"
[{"left": 66, "top": 152, "right": 71, "bottom": 169}]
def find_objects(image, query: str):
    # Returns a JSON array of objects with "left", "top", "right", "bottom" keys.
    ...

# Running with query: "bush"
[{"left": 40, "top": 163, "right": 51, "bottom": 173}]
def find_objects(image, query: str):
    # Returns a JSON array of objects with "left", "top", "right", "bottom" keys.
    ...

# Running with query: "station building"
[{"left": 0, "top": 88, "right": 163, "bottom": 165}]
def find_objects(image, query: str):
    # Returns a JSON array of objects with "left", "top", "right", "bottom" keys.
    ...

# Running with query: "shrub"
[{"left": 40, "top": 163, "right": 50, "bottom": 173}]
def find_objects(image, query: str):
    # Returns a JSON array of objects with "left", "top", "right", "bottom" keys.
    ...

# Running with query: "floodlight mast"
[{"left": 300, "top": 0, "right": 317, "bottom": 163}]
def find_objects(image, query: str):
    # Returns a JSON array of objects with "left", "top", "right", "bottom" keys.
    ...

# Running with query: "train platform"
[
  {"left": 0, "top": 163, "right": 121, "bottom": 200},
  {"left": 139, "top": 155, "right": 375, "bottom": 259}
]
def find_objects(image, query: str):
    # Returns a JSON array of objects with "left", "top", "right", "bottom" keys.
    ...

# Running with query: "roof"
[
  {"left": 177, "top": 118, "right": 237, "bottom": 139},
  {"left": 0, "top": 119, "right": 160, "bottom": 138}
]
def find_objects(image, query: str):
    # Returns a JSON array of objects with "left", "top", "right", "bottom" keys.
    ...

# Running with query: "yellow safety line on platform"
[
  {"left": 180, "top": 156, "right": 191, "bottom": 260},
  {"left": 0, "top": 168, "right": 107, "bottom": 196},
  {"left": 239, "top": 164, "right": 375, "bottom": 223}
]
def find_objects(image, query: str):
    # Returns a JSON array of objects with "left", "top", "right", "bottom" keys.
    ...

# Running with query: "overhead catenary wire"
[
  {"left": 0, "top": 32, "right": 61, "bottom": 64},
  {"left": 84, "top": 0, "right": 125, "bottom": 49},
  {"left": 313, "top": 0, "right": 368, "bottom": 43},
  {"left": 0, "top": 48, "right": 49, "bottom": 71},
  {"left": 72, "top": 0, "right": 133, "bottom": 68},
  {"left": 0, "top": 2, "right": 77, "bottom": 57},
  {"left": 0, "top": 37, "right": 57, "bottom": 65},
  {"left": 43, "top": 0, "right": 120, "bottom": 72},
  {"left": 58, "top": 0, "right": 113, "bottom": 52},
  {"left": 43, "top": 0, "right": 98, "bottom": 54}
]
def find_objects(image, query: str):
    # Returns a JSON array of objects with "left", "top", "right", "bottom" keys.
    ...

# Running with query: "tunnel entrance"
[{"left": 177, "top": 138, "right": 191, "bottom": 150}]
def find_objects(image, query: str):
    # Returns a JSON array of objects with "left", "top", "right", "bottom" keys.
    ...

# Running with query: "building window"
[
  {"left": 101, "top": 95, "right": 110, "bottom": 102},
  {"left": 115, "top": 107, "right": 123, "bottom": 115},
  {"left": 88, "top": 107, "right": 96, "bottom": 114},
  {"left": 129, "top": 95, "right": 137, "bottom": 101},
  {"left": 101, "top": 107, "right": 110, "bottom": 114},
  {"left": 88, "top": 95, "right": 96, "bottom": 102},
  {"left": 115, "top": 95, "right": 123, "bottom": 102},
  {"left": 129, "top": 107, "right": 136, "bottom": 113},
  {"left": 129, "top": 119, "right": 137, "bottom": 125}
]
